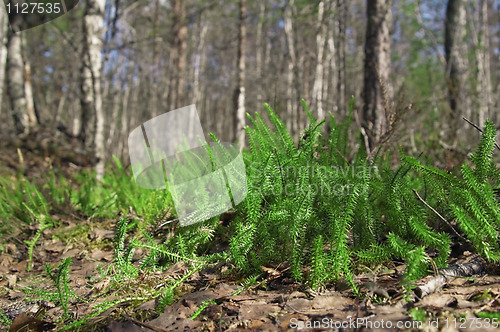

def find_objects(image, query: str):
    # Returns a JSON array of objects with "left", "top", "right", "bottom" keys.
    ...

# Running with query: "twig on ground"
[
  {"left": 414, "top": 256, "right": 485, "bottom": 299},
  {"left": 476, "top": 294, "right": 500, "bottom": 313}
]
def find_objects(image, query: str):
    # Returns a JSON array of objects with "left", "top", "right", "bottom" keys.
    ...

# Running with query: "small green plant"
[
  {"left": 0, "top": 173, "right": 50, "bottom": 226},
  {"left": 0, "top": 311, "right": 11, "bottom": 326},
  {"left": 227, "top": 100, "right": 500, "bottom": 290},
  {"left": 45, "top": 258, "right": 74, "bottom": 317},
  {"left": 476, "top": 311, "right": 500, "bottom": 319},
  {"left": 403, "top": 120, "right": 500, "bottom": 262},
  {"left": 190, "top": 300, "right": 217, "bottom": 319},
  {"left": 309, "top": 235, "right": 327, "bottom": 290},
  {"left": 24, "top": 205, "right": 52, "bottom": 272},
  {"left": 114, "top": 217, "right": 139, "bottom": 277},
  {"left": 409, "top": 307, "right": 427, "bottom": 322}
]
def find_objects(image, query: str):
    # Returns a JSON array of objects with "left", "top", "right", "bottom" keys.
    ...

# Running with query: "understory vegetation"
[{"left": 1, "top": 101, "right": 500, "bottom": 328}]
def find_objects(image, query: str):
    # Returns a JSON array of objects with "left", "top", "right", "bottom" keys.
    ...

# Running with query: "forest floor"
[{"left": 1, "top": 131, "right": 500, "bottom": 331}]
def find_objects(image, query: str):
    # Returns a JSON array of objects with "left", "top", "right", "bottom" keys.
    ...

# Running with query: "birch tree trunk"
[
  {"left": 312, "top": 0, "right": 326, "bottom": 119},
  {"left": 23, "top": 60, "right": 37, "bottom": 127},
  {"left": 6, "top": 30, "right": 29, "bottom": 134},
  {"left": 362, "top": 0, "right": 392, "bottom": 151},
  {"left": 445, "top": 0, "right": 469, "bottom": 141},
  {"left": 80, "top": 0, "right": 106, "bottom": 178},
  {"left": 234, "top": 0, "right": 246, "bottom": 148}
]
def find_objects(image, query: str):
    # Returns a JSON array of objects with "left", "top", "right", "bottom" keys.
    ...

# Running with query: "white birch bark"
[
  {"left": 6, "top": 30, "right": 28, "bottom": 133},
  {"left": 81, "top": 0, "right": 106, "bottom": 179},
  {"left": 234, "top": 0, "right": 246, "bottom": 148},
  {"left": 23, "top": 60, "right": 37, "bottom": 126}
]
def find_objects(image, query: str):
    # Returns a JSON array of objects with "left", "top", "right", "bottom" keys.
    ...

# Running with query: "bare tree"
[
  {"left": 445, "top": 0, "right": 469, "bottom": 140},
  {"left": 23, "top": 59, "right": 37, "bottom": 126},
  {"left": 324, "top": 1, "right": 337, "bottom": 115},
  {"left": 151, "top": 0, "right": 160, "bottom": 117},
  {"left": 80, "top": 0, "right": 106, "bottom": 178},
  {"left": 255, "top": 2, "right": 266, "bottom": 106},
  {"left": 362, "top": 0, "right": 392, "bottom": 151},
  {"left": 284, "top": 0, "right": 297, "bottom": 137},
  {"left": 0, "top": 8, "right": 8, "bottom": 118},
  {"left": 193, "top": 13, "right": 208, "bottom": 106},
  {"left": 234, "top": 0, "right": 246, "bottom": 148},
  {"left": 312, "top": 0, "right": 326, "bottom": 119},
  {"left": 475, "top": 0, "right": 492, "bottom": 126},
  {"left": 170, "top": 0, "right": 187, "bottom": 110},
  {"left": 6, "top": 30, "right": 29, "bottom": 134},
  {"left": 336, "top": 0, "right": 347, "bottom": 114}
]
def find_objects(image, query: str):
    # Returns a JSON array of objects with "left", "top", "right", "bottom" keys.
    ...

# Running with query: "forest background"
[{"left": 0, "top": 0, "right": 496, "bottom": 171}]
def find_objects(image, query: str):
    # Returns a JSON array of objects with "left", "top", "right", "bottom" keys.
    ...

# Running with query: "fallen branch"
[
  {"left": 412, "top": 189, "right": 469, "bottom": 243},
  {"left": 414, "top": 256, "right": 485, "bottom": 299},
  {"left": 462, "top": 117, "right": 500, "bottom": 152}
]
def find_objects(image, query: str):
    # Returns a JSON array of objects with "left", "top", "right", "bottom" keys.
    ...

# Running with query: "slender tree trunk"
[
  {"left": 445, "top": 0, "right": 469, "bottom": 142},
  {"left": 284, "top": 0, "right": 296, "bottom": 137},
  {"left": 0, "top": 8, "right": 8, "bottom": 119},
  {"left": 118, "top": 85, "right": 130, "bottom": 161},
  {"left": 193, "top": 14, "right": 207, "bottom": 106},
  {"left": 151, "top": 0, "right": 160, "bottom": 117},
  {"left": 234, "top": 0, "right": 246, "bottom": 148},
  {"left": 72, "top": 99, "right": 81, "bottom": 137},
  {"left": 6, "top": 30, "right": 29, "bottom": 134},
  {"left": 23, "top": 60, "right": 37, "bottom": 126},
  {"left": 324, "top": 0, "right": 337, "bottom": 117},
  {"left": 476, "top": 0, "right": 492, "bottom": 126},
  {"left": 170, "top": 0, "right": 187, "bottom": 110},
  {"left": 80, "top": 0, "right": 106, "bottom": 178},
  {"left": 362, "top": 0, "right": 392, "bottom": 151},
  {"left": 303, "top": 58, "right": 310, "bottom": 115},
  {"left": 53, "top": 89, "right": 65, "bottom": 127},
  {"left": 337, "top": 0, "right": 346, "bottom": 114},
  {"left": 256, "top": 2, "right": 265, "bottom": 106},
  {"left": 312, "top": 0, "right": 326, "bottom": 119},
  {"left": 325, "top": 26, "right": 336, "bottom": 113},
  {"left": 107, "top": 92, "right": 119, "bottom": 149}
]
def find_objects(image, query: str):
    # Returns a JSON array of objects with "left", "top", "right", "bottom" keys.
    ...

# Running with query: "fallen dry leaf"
[
  {"left": 89, "top": 248, "right": 113, "bottom": 261},
  {"left": 90, "top": 229, "right": 114, "bottom": 241},
  {"left": 6, "top": 274, "right": 17, "bottom": 288},
  {"left": 93, "top": 277, "right": 111, "bottom": 294},
  {"left": 9, "top": 313, "right": 56, "bottom": 332}
]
